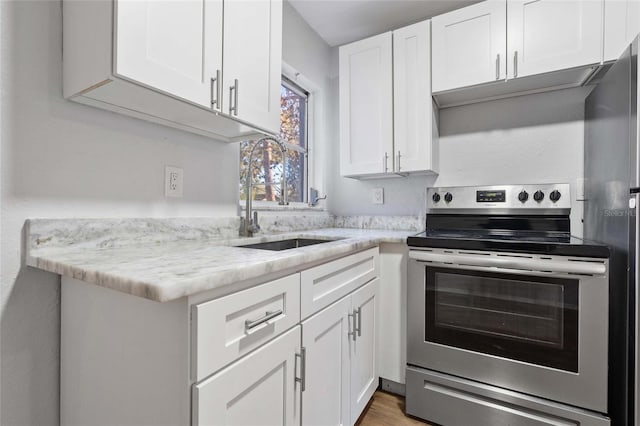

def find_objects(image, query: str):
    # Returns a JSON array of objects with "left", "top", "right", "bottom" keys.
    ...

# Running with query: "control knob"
[
  {"left": 549, "top": 190, "right": 561, "bottom": 202},
  {"left": 432, "top": 193, "right": 441, "bottom": 203},
  {"left": 444, "top": 192, "right": 453, "bottom": 203},
  {"left": 518, "top": 190, "right": 529, "bottom": 202},
  {"left": 533, "top": 190, "right": 545, "bottom": 202}
]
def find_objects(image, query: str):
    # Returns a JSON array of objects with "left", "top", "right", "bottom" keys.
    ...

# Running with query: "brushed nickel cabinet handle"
[
  {"left": 244, "top": 309, "right": 282, "bottom": 330},
  {"left": 496, "top": 54, "right": 500, "bottom": 80},
  {"left": 514, "top": 51, "right": 518, "bottom": 78},
  {"left": 356, "top": 307, "right": 362, "bottom": 337},
  {"left": 383, "top": 152, "right": 389, "bottom": 173},
  {"left": 210, "top": 69, "right": 221, "bottom": 109},
  {"left": 348, "top": 311, "right": 357, "bottom": 341},
  {"left": 229, "top": 79, "right": 239, "bottom": 116},
  {"left": 295, "top": 347, "right": 306, "bottom": 392},
  {"left": 397, "top": 151, "right": 402, "bottom": 172}
]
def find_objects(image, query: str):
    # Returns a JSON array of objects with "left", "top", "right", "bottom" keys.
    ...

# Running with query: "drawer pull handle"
[
  {"left": 348, "top": 310, "right": 357, "bottom": 341},
  {"left": 295, "top": 347, "right": 306, "bottom": 392},
  {"left": 245, "top": 309, "right": 283, "bottom": 331}
]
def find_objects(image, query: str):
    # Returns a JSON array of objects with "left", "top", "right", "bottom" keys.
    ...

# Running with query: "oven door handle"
[{"left": 408, "top": 251, "right": 606, "bottom": 276}]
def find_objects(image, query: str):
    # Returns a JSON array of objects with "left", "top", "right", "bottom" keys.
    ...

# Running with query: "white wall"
[
  {"left": 328, "top": 84, "right": 591, "bottom": 236},
  {"left": 0, "top": 1, "right": 334, "bottom": 424},
  {"left": 281, "top": 1, "right": 333, "bottom": 199}
]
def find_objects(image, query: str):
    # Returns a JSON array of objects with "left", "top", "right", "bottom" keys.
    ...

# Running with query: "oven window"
[{"left": 426, "top": 267, "right": 578, "bottom": 372}]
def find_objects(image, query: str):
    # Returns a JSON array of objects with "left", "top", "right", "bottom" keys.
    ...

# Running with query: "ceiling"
[{"left": 288, "top": 0, "right": 482, "bottom": 47}]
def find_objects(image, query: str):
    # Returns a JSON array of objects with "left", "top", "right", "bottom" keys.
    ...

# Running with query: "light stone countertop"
[{"left": 26, "top": 228, "right": 414, "bottom": 302}]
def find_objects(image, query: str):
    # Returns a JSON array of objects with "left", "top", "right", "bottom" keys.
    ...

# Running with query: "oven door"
[{"left": 407, "top": 248, "right": 609, "bottom": 413}]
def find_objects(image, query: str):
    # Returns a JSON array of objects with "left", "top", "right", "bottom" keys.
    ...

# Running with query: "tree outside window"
[{"left": 239, "top": 78, "right": 308, "bottom": 203}]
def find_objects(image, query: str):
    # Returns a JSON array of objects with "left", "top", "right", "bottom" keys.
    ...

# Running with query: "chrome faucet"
[{"left": 240, "top": 136, "right": 288, "bottom": 237}]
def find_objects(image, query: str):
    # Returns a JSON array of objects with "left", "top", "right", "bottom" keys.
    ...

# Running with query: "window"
[{"left": 239, "top": 77, "right": 309, "bottom": 204}]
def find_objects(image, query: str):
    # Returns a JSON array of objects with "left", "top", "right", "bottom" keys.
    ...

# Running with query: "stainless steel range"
[{"left": 406, "top": 184, "right": 611, "bottom": 426}]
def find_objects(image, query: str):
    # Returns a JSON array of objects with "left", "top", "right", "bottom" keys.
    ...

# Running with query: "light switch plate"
[
  {"left": 372, "top": 187, "right": 384, "bottom": 204},
  {"left": 165, "top": 166, "right": 183, "bottom": 198}
]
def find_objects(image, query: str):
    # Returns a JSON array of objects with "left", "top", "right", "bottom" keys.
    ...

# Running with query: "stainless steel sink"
[{"left": 238, "top": 238, "right": 333, "bottom": 251}]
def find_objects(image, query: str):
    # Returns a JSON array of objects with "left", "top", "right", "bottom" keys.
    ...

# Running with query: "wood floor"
[{"left": 356, "top": 391, "right": 432, "bottom": 426}]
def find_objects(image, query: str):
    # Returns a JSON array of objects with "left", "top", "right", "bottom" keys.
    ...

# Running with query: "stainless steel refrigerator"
[{"left": 584, "top": 37, "right": 639, "bottom": 426}]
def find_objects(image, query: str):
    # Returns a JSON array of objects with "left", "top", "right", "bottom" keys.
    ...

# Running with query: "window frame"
[
  {"left": 241, "top": 64, "right": 322, "bottom": 211},
  {"left": 280, "top": 75, "right": 309, "bottom": 204}
]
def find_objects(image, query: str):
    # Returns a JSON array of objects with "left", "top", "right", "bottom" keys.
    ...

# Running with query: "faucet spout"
[{"left": 242, "top": 136, "right": 288, "bottom": 237}]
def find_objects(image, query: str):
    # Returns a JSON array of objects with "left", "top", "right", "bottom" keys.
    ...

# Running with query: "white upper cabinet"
[
  {"left": 339, "top": 32, "right": 393, "bottom": 177},
  {"left": 432, "top": 0, "right": 604, "bottom": 96},
  {"left": 63, "top": 0, "right": 282, "bottom": 141},
  {"left": 223, "top": 0, "right": 282, "bottom": 133},
  {"left": 115, "top": 0, "right": 222, "bottom": 109},
  {"left": 339, "top": 23, "right": 438, "bottom": 178},
  {"left": 507, "top": 0, "right": 603, "bottom": 79},
  {"left": 604, "top": 0, "right": 640, "bottom": 62},
  {"left": 432, "top": 1, "right": 507, "bottom": 93},
  {"left": 393, "top": 20, "right": 438, "bottom": 174}
]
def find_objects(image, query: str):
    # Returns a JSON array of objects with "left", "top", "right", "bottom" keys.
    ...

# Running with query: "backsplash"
[
  {"left": 26, "top": 214, "right": 422, "bottom": 252},
  {"left": 334, "top": 215, "right": 423, "bottom": 231},
  {"left": 26, "top": 217, "right": 241, "bottom": 250}
]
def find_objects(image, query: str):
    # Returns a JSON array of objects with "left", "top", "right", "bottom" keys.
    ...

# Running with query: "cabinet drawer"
[
  {"left": 301, "top": 247, "right": 379, "bottom": 319},
  {"left": 192, "top": 273, "right": 300, "bottom": 381}
]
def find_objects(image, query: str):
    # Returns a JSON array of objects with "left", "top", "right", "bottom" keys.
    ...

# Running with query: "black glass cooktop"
[{"left": 407, "top": 214, "right": 609, "bottom": 258}]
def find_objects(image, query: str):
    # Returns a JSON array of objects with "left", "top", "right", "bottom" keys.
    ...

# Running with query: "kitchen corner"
[{"left": 25, "top": 214, "right": 416, "bottom": 426}]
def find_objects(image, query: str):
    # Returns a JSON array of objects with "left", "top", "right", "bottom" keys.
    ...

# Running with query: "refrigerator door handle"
[{"left": 633, "top": 192, "right": 640, "bottom": 426}]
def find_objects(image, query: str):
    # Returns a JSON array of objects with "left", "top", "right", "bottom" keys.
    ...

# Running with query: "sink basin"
[{"left": 239, "top": 238, "right": 334, "bottom": 251}]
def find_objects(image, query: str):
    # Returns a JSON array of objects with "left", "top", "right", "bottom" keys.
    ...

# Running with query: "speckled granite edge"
[{"left": 26, "top": 228, "right": 413, "bottom": 302}]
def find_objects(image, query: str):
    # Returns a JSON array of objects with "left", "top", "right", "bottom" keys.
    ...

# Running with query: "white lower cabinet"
[
  {"left": 60, "top": 249, "right": 381, "bottom": 426},
  {"left": 302, "top": 278, "right": 379, "bottom": 425},
  {"left": 193, "top": 326, "right": 301, "bottom": 426},
  {"left": 301, "top": 296, "right": 351, "bottom": 426},
  {"left": 349, "top": 279, "right": 379, "bottom": 423}
]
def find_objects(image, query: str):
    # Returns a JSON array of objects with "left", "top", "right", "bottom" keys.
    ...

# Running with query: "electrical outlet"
[
  {"left": 165, "top": 166, "right": 183, "bottom": 197},
  {"left": 372, "top": 187, "right": 384, "bottom": 204}
]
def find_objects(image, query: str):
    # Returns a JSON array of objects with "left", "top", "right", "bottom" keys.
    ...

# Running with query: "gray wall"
[{"left": 0, "top": 2, "right": 332, "bottom": 424}]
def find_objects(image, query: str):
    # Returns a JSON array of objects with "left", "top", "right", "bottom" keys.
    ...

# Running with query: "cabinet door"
[
  {"left": 301, "top": 297, "right": 351, "bottom": 426},
  {"left": 192, "top": 326, "right": 301, "bottom": 426},
  {"left": 339, "top": 33, "right": 393, "bottom": 177},
  {"left": 114, "top": 0, "right": 222, "bottom": 108},
  {"left": 432, "top": 1, "right": 507, "bottom": 92},
  {"left": 223, "top": 0, "right": 283, "bottom": 134},
  {"left": 393, "top": 20, "right": 436, "bottom": 174},
  {"left": 604, "top": 0, "right": 640, "bottom": 62},
  {"left": 350, "top": 279, "right": 379, "bottom": 424},
  {"left": 508, "top": 0, "right": 603, "bottom": 79}
]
